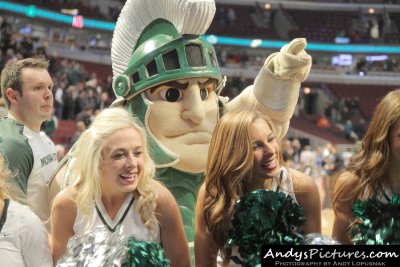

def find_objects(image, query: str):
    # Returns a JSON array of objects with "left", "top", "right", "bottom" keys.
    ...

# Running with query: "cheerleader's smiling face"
[
  {"left": 250, "top": 118, "right": 281, "bottom": 180},
  {"left": 100, "top": 127, "right": 144, "bottom": 195}
]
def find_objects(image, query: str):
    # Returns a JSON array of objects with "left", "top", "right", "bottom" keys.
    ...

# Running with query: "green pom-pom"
[
  {"left": 226, "top": 189, "right": 307, "bottom": 267},
  {"left": 350, "top": 194, "right": 400, "bottom": 245},
  {"left": 122, "top": 238, "right": 170, "bottom": 267}
]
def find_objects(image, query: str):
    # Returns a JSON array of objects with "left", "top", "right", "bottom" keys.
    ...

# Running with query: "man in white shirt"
[{"left": 0, "top": 56, "right": 58, "bottom": 227}]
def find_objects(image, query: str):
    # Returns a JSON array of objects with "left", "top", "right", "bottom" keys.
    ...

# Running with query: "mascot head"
[{"left": 111, "top": 0, "right": 224, "bottom": 173}]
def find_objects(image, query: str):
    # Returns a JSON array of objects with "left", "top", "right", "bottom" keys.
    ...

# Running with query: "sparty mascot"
[{"left": 50, "top": 0, "right": 312, "bottom": 248}]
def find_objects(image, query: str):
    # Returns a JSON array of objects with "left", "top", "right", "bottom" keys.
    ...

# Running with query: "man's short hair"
[{"left": 0, "top": 56, "right": 49, "bottom": 108}]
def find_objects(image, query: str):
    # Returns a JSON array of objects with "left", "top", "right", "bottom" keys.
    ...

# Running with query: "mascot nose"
[{"left": 181, "top": 87, "right": 205, "bottom": 124}]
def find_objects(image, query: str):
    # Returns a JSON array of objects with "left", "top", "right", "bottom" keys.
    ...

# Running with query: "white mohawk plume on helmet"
[{"left": 111, "top": 0, "right": 216, "bottom": 80}]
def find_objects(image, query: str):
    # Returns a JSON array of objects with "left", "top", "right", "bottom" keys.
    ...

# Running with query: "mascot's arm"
[{"left": 226, "top": 38, "right": 312, "bottom": 140}]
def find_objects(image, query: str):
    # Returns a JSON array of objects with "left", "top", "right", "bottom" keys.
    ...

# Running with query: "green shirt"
[{"left": 0, "top": 118, "right": 33, "bottom": 194}]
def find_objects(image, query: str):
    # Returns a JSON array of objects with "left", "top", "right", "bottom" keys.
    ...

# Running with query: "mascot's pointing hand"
[{"left": 267, "top": 38, "right": 312, "bottom": 82}]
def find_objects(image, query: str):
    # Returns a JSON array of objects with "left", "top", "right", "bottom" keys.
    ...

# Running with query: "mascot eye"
[
  {"left": 160, "top": 88, "right": 183, "bottom": 102},
  {"left": 200, "top": 88, "right": 208, "bottom": 101}
]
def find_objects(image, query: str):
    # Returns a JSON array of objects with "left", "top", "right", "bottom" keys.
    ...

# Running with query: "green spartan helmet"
[
  {"left": 112, "top": 18, "right": 223, "bottom": 242},
  {"left": 113, "top": 18, "right": 223, "bottom": 100}
]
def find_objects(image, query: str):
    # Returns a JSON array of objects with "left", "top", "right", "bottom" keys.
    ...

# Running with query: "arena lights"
[
  {"left": 1, "top": 0, "right": 400, "bottom": 53},
  {"left": 203, "top": 35, "right": 400, "bottom": 54},
  {"left": 60, "top": 8, "right": 78, "bottom": 16},
  {"left": 72, "top": 15, "right": 83, "bottom": 28},
  {"left": 26, "top": 4, "right": 36, "bottom": 17},
  {"left": 264, "top": 3, "right": 272, "bottom": 10}
]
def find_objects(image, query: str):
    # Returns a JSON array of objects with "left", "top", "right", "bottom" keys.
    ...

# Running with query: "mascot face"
[
  {"left": 112, "top": 19, "right": 223, "bottom": 173},
  {"left": 145, "top": 77, "right": 219, "bottom": 173}
]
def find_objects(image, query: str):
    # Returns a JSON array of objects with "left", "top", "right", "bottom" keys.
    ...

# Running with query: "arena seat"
[{"left": 53, "top": 120, "right": 76, "bottom": 147}]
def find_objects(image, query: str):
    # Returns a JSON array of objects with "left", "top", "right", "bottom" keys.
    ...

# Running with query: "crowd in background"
[{"left": 2, "top": 3, "right": 400, "bottom": 266}]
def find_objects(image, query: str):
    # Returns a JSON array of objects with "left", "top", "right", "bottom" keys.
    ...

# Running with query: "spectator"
[
  {"left": 353, "top": 117, "right": 367, "bottom": 139},
  {"left": 53, "top": 80, "right": 65, "bottom": 119},
  {"left": 75, "top": 104, "right": 95, "bottom": 127},
  {"left": 70, "top": 120, "right": 87, "bottom": 147},
  {"left": 62, "top": 85, "right": 76, "bottom": 120},
  {"left": 341, "top": 147, "right": 354, "bottom": 167},
  {"left": 323, "top": 143, "right": 344, "bottom": 177},
  {"left": 300, "top": 145, "right": 317, "bottom": 176},
  {"left": 291, "top": 138, "right": 302, "bottom": 163},
  {"left": 41, "top": 109, "right": 58, "bottom": 140},
  {"left": 97, "top": 91, "right": 112, "bottom": 110},
  {"left": 343, "top": 119, "right": 355, "bottom": 141},
  {"left": 0, "top": 56, "right": 58, "bottom": 226}
]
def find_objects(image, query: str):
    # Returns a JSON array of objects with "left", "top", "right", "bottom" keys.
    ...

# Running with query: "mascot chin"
[{"left": 50, "top": 0, "right": 311, "bottom": 245}]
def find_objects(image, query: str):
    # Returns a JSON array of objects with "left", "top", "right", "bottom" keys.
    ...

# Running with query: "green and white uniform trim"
[{"left": 0, "top": 118, "right": 58, "bottom": 223}]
